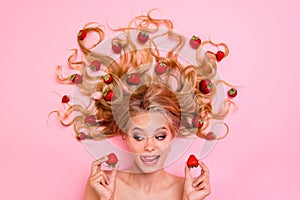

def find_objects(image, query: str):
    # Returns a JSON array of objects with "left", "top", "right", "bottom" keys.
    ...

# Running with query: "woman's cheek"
[{"left": 128, "top": 141, "right": 144, "bottom": 153}]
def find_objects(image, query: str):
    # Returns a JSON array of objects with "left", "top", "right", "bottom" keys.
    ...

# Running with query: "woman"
[
  {"left": 53, "top": 10, "right": 236, "bottom": 200},
  {"left": 84, "top": 84, "right": 211, "bottom": 200}
]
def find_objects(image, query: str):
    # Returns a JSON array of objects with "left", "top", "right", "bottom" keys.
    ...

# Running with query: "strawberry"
[
  {"left": 137, "top": 31, "right": 149, "bottom": 43},
  {"left": 103, "top": 90, "right": 114, "bottom": 101},
  {"left": 78, "top": 29, "right": 87, "bottom": 41},
  {"left": 61, "top": 95, "right": 70, "bottom": 103},
  {"left": 189, "top": 36, "right": 201, "bottom": 49},
  {"left": 90, "top": 60, "right": 101, "bottom": 71},
  {"left": 127, "top": 73, "right": 140, "bottom": 85},
  {"left": 228, "top": 88, "right": 237, "bottom": 98},
  {"left": 199, "top": 79, "right": 213, "bottom": 94},
  {"left": 103, "top": 74, "right": 113, "bottom": 84},
  {"left": 187, "top": 154, "right": 199, "bottom": 168},
  {"left": 205, "top": 132, "right": 216, "bottom": 140},
  {"left": 216, "top": 51, "right": 225, "bottom": 61},
  {"left": 192, "top": 115, "right": 204, "bottom": 128},
  {"left": 84, "top": 115, "right": 98, "bottom": 126},
  {"left": 76, "top": 132, "right": 86, "bottom": 141},
  {"left": 155, "top": 61, "right": 168, "bottom": 75},
  {"left": 106, "top": 153, "right": 118, "bottom": 168},
  {"left": 112, "top": 42, "right": 122, "bottom": 54},
  {"left": 70, "top": 74, "right": 83, "bottom": 84}
]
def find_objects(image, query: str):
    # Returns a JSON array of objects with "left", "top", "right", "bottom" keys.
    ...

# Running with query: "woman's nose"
[{"left": 144, "top": 137, "right": 156, "bottom": 152}]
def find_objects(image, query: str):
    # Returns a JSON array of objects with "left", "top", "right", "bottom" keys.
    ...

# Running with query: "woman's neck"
[{"left": 127, "top": 169, "right": 169, "bottom": 192}]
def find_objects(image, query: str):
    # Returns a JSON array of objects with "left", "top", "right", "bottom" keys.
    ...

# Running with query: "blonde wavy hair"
[{"left": 52, "top": 10, "right": 237, "bottom": 141}]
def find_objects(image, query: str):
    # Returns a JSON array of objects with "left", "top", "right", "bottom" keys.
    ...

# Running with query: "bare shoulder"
[
  {"left": 161, "top": 173, "right": 185, "bottom": 199},
  {"left": 168, "top": 173, "right": 185, "bottom": 188}
]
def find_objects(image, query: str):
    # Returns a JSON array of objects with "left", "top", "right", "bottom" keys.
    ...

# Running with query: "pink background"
[{"left": 1, "top": 0, "right": 299, "bottom": 199}]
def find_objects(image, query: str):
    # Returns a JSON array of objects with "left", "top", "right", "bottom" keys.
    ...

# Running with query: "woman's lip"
[{"left": 140, "top": 155, "right": 160, "bottom": 166}]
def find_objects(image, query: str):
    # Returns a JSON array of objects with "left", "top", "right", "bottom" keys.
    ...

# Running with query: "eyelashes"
[
  {"left": 133, "top": 135, "right": 144, "bottom": 141},
  {"left": 155, "top": 134, "right": 166, "bottom": 140},
  {"left": 132, "top": 132, "right": 167, "bottom": 141}
]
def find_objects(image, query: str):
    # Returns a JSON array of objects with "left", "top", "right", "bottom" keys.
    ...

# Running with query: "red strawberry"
[
  {"left": 103, "top": 90, "right": 114, "bottom": 101},
  {"left": 112, "top": 42, "right": 122, "bottom": 54},
  {"left": 78, "top": 29, "right": 87, "bottom": 41},
  {"left": 187, "top": 154, "right": 199, "bottom": 168},
  {"left": 61, "top": 95, "right": 70, "bottom": 103},
  {"left": 103, "top": 74, "right": 113, "bottom": 84},
  {"left": 216, "top": 51, "right": 225, "bottom": 61},
  {"left": 199, "top": 79, "right": 213, "bottom": 94},
  {"left": 106, "top": 153, "right": 118, "bottom": 168},
  {"left": 84, "top": 115, "right": 98, "bottom": 126},
  {"left": 70, "top": 74, "right": 83, "bottom": 84},
  {"left": 137, "top": 31, "right": 149, "bottom": 43},
  {"left": 205, "top": 132, "right": 217, "bottom": 140},
  {"left": 90, "top": 60, "right": 101, "bottom": 71},
  {"left": 189, "top": 36, "right": 201, "bottom": 49},
  {"left": 76, "top": 132, "right": 86, "bottom": 141},
  {"left": 127, "top": 73, "right": 140, "bottom": 85},
  {"left": 155, "top": 61, "right": 168, "bottom": 75},
  {"left": 228, "top": 88, "right": 238, "bottom": 98},
  {"left": 192, "top": 116, "right": 204, "bottom": 128}
]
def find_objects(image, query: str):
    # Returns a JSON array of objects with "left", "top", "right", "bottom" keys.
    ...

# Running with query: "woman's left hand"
[{"left": 183, "top": 160, "right": 211, "bottom": 200}]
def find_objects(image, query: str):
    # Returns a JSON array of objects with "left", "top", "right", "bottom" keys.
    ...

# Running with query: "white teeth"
[{"left": 141, "top": 155, "right": 159, "bottom": 162}]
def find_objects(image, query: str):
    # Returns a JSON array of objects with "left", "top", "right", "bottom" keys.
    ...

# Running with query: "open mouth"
[{"left": 140, "top": 155, "right": 160, "bottom": 166}]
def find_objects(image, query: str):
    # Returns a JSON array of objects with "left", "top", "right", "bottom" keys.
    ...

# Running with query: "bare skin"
[{"left": 84, "top": 112, "right": 211, "bottom": 200}]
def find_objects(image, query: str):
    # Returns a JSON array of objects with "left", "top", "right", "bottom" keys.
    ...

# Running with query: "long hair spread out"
[{"left": 52, "top": 10, "right": 238, "bottom": 141}]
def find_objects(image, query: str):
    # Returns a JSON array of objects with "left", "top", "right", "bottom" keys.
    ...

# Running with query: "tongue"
[{"left": 142, "top": 156, "right": 157, "bottom": 162}]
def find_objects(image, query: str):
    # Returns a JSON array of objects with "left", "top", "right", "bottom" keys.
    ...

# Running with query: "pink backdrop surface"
[{"left": 1, "top": 0, "right": 299, "bottom": 199}]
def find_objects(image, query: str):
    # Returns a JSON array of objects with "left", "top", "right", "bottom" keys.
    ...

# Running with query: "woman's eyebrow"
[
  {"left": 155, "top": 127, "right": 168, "bottom": 132},
  {"left": 131, "top": 127, "right": 168, "bottom": 133},
  {"left": 131, "top": 127, "right": 144, "bottom": 133}
]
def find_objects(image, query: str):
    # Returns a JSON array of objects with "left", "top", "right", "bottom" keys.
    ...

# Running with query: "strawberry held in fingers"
[
  {"left": 137, "top": 31, "right": 149, "bottom": 43},
  {"left": 70, "top": 74, "right": 83, "bottom": 84},
  {"left": 199, "top": 79, "right": 213, "bottom": 94},
  {"left": 106, "top": 153, "right": 118, "bottom": 168},
  {"left": 187, "top": 154, "right": 199, "bottom": 168},
  {"left": 78, "top": 29, "right": 87, "bottom": 40},
  {"left": 90, "top": 60, "right": 101, "bottom": 71},
  {"left": 103, "top": 90, "right": 114, "bottom": 101},
  {"left": 112, "top": 42, "right": 122, "bottom": 54},
  {"left": 155, "top": 61, "right": 168, "bottom": 75},
  {"left": 189, "top": 36, "right": 201, "bottom": 49},
  {"left": 192, "top": 115, "right": 204, "bottom": 128},
  {"left": 127, "top": 73, "right": 140, "bottom": 85},
  {"left": 61, "top": 95, "right": 70, "bottom": 103},
  {"left": 216, "top": 51, "right": 225, "bottom": 61},
  {"left": 228, "top": 88, "right": 238, "bottom": 98}
]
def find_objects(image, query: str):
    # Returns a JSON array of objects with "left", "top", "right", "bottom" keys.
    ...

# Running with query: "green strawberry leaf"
[{"left": 70, "top": 74, "right": 76, "bottom": 80}]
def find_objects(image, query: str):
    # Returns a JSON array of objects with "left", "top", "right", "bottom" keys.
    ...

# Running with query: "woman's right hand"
[{"left": 87, "top": 156, "right": 119, "bottom": 200}]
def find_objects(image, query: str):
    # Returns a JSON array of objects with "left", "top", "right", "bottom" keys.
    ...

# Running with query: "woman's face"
[{"left": 124, "top": 111, "right": 174, "bottom": 173}]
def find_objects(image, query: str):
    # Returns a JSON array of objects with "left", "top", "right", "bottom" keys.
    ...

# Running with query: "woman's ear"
[
  {"left": 120, "top": 131, "right": 127, "bottom": 140},
  {"left": 122, "top": 135, "right": 127, "bottom": 140}
]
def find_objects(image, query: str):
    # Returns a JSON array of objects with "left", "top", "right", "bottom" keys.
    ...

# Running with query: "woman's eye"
[
  {"left": 133, "top": 135, "right": 144, "bottom": 141},
  {"left": 155, "top": 134, "right": 166, "bottom": 140}
]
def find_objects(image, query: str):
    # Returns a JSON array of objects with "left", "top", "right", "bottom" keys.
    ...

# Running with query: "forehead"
[{"left": 128, "top": 112, "right": 168, "bottom": 132}]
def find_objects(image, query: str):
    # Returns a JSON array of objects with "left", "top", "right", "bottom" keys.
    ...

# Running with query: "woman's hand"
[
  {"left": 86, "top": 156, "right": 119, "bottom": 200},
  {"left": 183, "top": 160, "right": 211, "bottom": 200}
]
